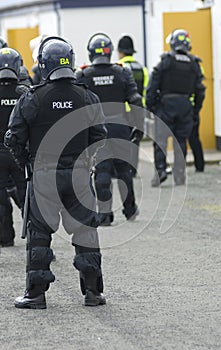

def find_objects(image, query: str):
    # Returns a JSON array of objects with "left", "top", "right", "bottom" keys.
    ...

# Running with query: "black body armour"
[
  {"left": 82, "top": 64, "right": 126, "bottom": 116},
  {"left": 29, "top": 80, "right": 89, "bottom": 159},
  {"left": 127, "top": 61, "right": 144, "bottom": 96},
  {"left": 0, "top": 81, "right": 20, "bottom": 142},
  {"left": 160, "top": 53, "right": 197, "bottom": 95}
]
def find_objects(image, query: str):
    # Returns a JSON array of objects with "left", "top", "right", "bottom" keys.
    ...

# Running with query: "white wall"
[
  {"left": 0, "top": 8, "right": 58, "bottom": 41},
  {"left": 212, "top": 1, "right": 221, "bottom": 137},
  {"left": 59, "top": 6, "right": 144, "bottom": 67}
]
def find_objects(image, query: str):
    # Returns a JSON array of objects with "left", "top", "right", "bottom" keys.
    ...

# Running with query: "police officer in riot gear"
[
  {"left": 5, "top": 36, "right": 107, "bottom": 309},
  {"left": 0, "top": 36, "right": 32, "bottom": 86},
  {"left": 146, "top": 29, "right": 205, "bottom": 186},
  {"left": 117, "top": 35, "right": 149, "bottom": 177},
  {"left": 0, "top": 37, "right": 32, "bottom": 224},
  {"left": 170, "top": 29, "right": 205, "bottom": 173},
  {"left": 75, "top": 33, "right": 143, "bottom": 226},
  {"left": 0, "top": 47, "right": 26, "bottom": 247}
]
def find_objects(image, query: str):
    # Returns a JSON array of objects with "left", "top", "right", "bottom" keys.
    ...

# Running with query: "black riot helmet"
[
  {"left": 0, "top": 37, "right": 8, "bottom": 49},
  {"left": 0, "top": 47, "right": 23, "bottom": 80},
  {"left": 117, "top": 35, "right": 136, "bottom": 55},
  {"left": 169, "top": 29, "right": 191, "bottom": 53},
  {"left": 87, "top": 33, "right": 113, "bottom": 63},
  {"left": 37, "top": 36, "right": 75, "bottom": 80}
]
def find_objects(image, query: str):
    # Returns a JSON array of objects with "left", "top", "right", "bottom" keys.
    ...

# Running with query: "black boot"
[
  {"left": 14, "top": 286, "right": 47, "bottom": 309},
  {"left": 123, "top": 205, "right": 139, "bottom": 221},
  {"left": 84, "top": 290, "right": 106, "bottom": 306},
  {"left": 151, "top": 170, "right": 167, "bottom": 187},
  {"left": 98, "top": 212, "right": 114, "bottom": 226},
  {"left": 80, "top": 272, "right": 106, "bottom": 307}
]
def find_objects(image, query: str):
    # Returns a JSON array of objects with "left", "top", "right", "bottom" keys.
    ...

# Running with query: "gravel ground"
[{"left": 1, "top": 158, "right": 221, "bottom": 350}]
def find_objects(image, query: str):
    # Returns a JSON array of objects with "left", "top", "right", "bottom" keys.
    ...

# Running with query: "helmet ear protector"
[{"left": 38, "top": 36, "right": 70, "bottom": 68}]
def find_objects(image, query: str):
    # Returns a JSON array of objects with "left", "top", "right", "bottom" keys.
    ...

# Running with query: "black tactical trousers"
[
  {"left": 188, "top": 123, "right": 205, "bottom": 172},
  {"left": 95, "top": 159, "right": 136, "bottom": 219},
  {"left": 26, "top": 166, "right": 103, "bottom": 295},
  {"left": 95, "top": 123, "right": 137, "bottom": 220},
  {"left": 153, "top": 96, "right": 193, "bottom": 180}
]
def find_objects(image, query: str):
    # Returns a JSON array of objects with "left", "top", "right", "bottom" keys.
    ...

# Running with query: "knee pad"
[
  {"left": 26, "top": 230, "right": 55, "bottom": 290},
  {"left": 73, "top": 251, "right": 102, "bottom": 275}
]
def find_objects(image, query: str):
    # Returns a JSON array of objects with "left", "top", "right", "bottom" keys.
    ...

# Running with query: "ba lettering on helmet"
[{"left": 60, "top": 58, "right": 70, "bottom": 65}]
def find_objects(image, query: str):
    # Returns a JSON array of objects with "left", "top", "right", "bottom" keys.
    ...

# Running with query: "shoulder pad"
[
  {"left": 194, "top": 55, "right": 202, "bottom": 63},
  {"left": 112, "top": 63, "right": 124, "bottom": 72},
  {"left": 74, "top": 82, "right": 88, "bottom": 90},
  {"left": 160, "top": 52, "right": 172, "bottom": 60},
  {"left": 188, "top": 53, "right": 202, "bottom": 63}
]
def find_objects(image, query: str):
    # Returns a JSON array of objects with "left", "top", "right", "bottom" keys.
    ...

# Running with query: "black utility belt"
[{"left": 161, "top": 93, "right": 189, "bottom": 98}]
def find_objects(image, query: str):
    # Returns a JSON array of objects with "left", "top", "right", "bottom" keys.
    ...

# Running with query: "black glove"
[
  {"left": 130, "top": 128, "right": 144, "bottom": 144},
  {"left": 4, "top": 130, "right": 17, "bottom": 148},
  {"left": 15, "top": 84, "right": 29, "bottom": 96}
]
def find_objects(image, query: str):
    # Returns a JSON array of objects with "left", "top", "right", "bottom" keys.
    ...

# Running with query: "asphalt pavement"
[{"left": 1, "top": 142, "right": 221, "bottom": 350}]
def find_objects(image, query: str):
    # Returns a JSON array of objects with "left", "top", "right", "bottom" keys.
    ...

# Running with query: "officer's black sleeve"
[
  {"left": 146, "top": 61, "right": 162, "bottom": 112},
  {"left": 85, "top": 89, "right": 107, "bottom": 155},
  {"left": 18, "top": 65, "right": 33, "bottom": 86},
  {"left": 7, "top": 91, "right": 39, "bottom": 151},
  {"left": 74, "top": 68, "right": 88, "bottom": 86},
  {"left": 193, "top": 61, "right": 206, "bottom": 115}
]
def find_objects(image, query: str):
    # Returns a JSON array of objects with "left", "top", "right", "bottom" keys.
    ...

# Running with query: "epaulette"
[
  {"left": 160, "top": 52, "right": 172, "bottom": 59},
  {"left": 115, "top": 62, "right": 123, "bottom": 67},
  {"left": 112, "top": 63, "right": 124, "bottom": 73},
  {"left": 187, "top": 53, "right": 202, "bottom": 63},
  {"left": 80, "top": 64, "right": 90, "bottom": 70}
]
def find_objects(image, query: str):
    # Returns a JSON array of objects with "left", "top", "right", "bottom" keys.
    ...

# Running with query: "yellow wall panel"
[
  {"left": 163, "top": 9, "right": 215, "bottom": 150},
  {"left": 7, "top": 26, "right": 39, "bottom": 77}
]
